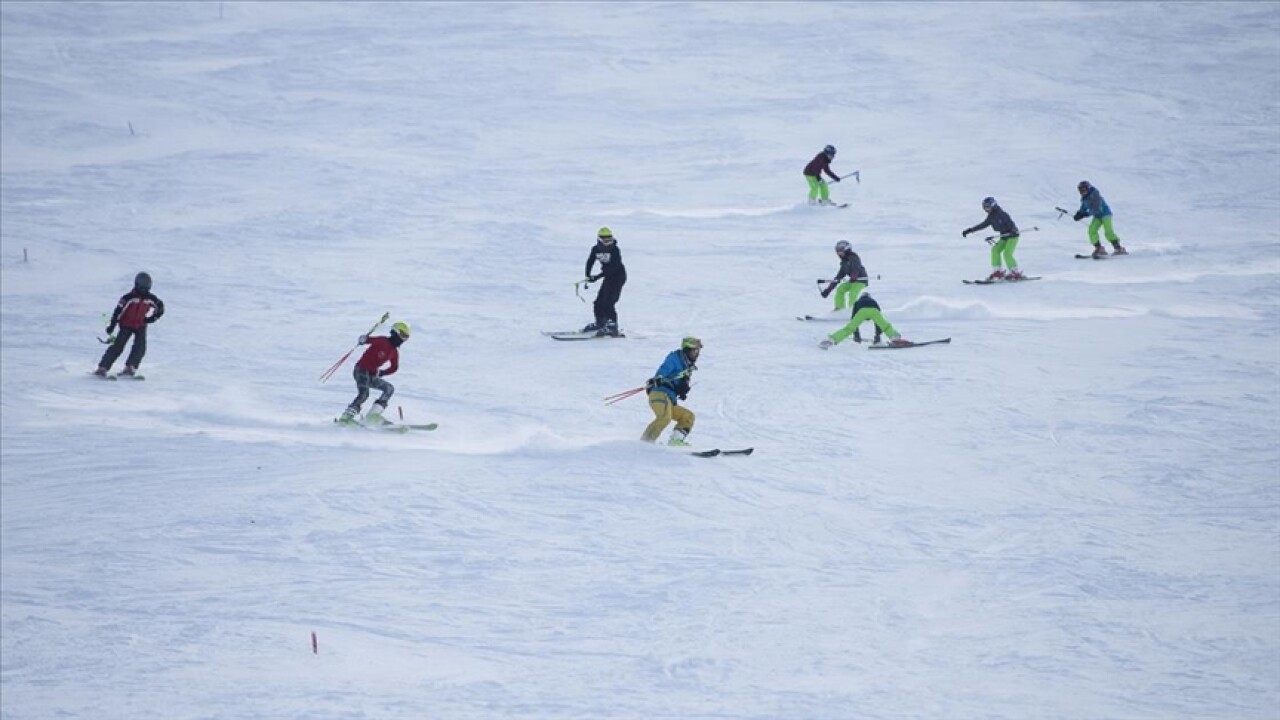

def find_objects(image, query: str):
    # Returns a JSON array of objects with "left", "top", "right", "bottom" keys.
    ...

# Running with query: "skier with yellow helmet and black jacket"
[{"left": 581, "top": 226, "right": 627, "bottom": 337}]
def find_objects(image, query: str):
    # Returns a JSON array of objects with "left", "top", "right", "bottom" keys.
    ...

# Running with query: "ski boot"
[
  {"left": 985, "top": 268, "right": 1006, "bottom": 282},
  {"left": 365, "top": 402, "right": 390, "bottom": 425},
  {"left": 1091, "top": 243, "right": 1109, "bottom": 259},
  {"left": 93, "top": 367, "right": 109, "bottom": 377},
  {"left": 1111, "top": 242, "right": 1128, "bottom": 256},
  {"left": 120, "top": 365, "right": 137, "bottom": 377},
  {"left": 852, "top": 331, "right": 862, "bottom": 343},
  {"left": 818, "top": 339, "right": 835, "bottom": 350},
  {"left": 668, "top": 429, "right": 691, "bottom": 447},
  {"left": 889, "top": 336, "right": 912, "bottom": 347},
  {"left": 596, "top": 320, "right": 620, "bottom": 338},
  {"left": 873, "top": 331, "right": 884, "bottom": 345},
  {"left": 580, "top": 321, "right": 599, "bottom": 334},
  {"left": 336, "top": 406, "right": 359, "bottom": 425},
  {"left": 1006, "top": 269, "right": 1026, "bottom": 281}
]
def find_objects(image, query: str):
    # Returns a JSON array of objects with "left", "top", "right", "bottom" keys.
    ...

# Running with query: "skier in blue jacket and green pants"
[{"left": 1074, "top": 180, "right": 1128, "bottom": 258}]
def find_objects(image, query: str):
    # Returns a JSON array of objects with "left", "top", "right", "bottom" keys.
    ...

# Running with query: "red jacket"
[
  {"left": 356, "top": 336, "right": 399, "bottom": 376},
  {"left": 803, "top": 152, "right": 839, "bottom": 181},
  {"left": 110, "top": 289, "right": 165, "bottom": 330}
]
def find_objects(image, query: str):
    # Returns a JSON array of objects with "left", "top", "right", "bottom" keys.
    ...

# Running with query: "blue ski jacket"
[
  {"left": 1077, "top": 187, "right": 1113, "bottom": 219},
  {"left": 648, "top": 349, "right": 696, "bottom": 404}
]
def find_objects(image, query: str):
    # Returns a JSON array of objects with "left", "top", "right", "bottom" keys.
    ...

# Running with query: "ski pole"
[
  {"left": 320, "top": 312, "right": 390, "bottom": 383},
  {"left": 1055, "top": 206, "right": 1070, "bottom": 220},
  {"left": 603, "top": 386, "right": 646, "bottom": 405},
  {"left": 983, "top": 226, "right": 1039, "bottom": 245},
  {"left": 575, "top": 278, "right": 596, "bottom": 303},
  {"left": 97, "top": 312, "right": 116, "bottom": 344}
]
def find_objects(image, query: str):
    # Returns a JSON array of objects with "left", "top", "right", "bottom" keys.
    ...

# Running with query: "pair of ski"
[
  {"left": 1075, "top": 252, "right": 1129, "bottom": 260},
  {"left": 334, "top": 418, "right": 438, "bottom": 433},
  {"left": 795, "top": 319, "right": 950, "bottom": 349},
  {"left": 542, "top": 330, "right": 626, "bottom": 341},
  {"left": 688, "top": 448, "right": 754, "bottom": 458},
  {"left": 963, "top": 276, "right": 1042, "bottom": 285}
]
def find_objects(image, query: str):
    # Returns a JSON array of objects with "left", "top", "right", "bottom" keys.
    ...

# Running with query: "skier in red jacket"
[
  {"left": 338, "top": 321, "right": 410, "bottom": 424},
  {"left": 94, "top": 272, "right": 164, "bottom": 378}
]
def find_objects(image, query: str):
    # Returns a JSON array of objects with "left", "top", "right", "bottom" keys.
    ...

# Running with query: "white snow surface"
[{"left": 2, "top": 3, "right": 1278, "bottom": 718}]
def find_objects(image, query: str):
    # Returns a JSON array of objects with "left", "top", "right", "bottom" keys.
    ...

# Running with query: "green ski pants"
[
  {"left": 990, "top": 235, "right": 1019, "bottom": 269},
  {"left": 805, "top": 175, "right": 830, "bottom": 202},
  {"left": 830, "top": 307, "right": 899, "bottom": 345},
  {"left": 833, "top": 281, "right": 867, "bottom": 311},
  {"left": 1088, "top": 216, "right": 1120, "bottom": 245}
]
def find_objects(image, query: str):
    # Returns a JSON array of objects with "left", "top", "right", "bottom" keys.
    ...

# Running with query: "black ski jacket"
[
  {"left": 585, "top": 241, "right": 626, "bottom": 281},
  {"left": 966, "top": 206, "right": 1019, "bottom": 238}
]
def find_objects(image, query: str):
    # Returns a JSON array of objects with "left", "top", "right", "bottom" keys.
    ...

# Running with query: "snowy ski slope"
[{"left": 2, "top": 3, "right": 1278, "bottom": 718}]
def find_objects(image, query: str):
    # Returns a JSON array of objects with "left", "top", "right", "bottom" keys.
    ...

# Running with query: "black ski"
[
  {"left": 690, "top": 448, "right": 754, "bottom": 457},
  {"left": 797, "top": 315, "right": 845, "bottom": 322},
  {"left": 867, "top": 338, "right": 951, "bottom": 349},
  {"left": 1075, "top": 253, "right": 1127, "bottom": 260}
]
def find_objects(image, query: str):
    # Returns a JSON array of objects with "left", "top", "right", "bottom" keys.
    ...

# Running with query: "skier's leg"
[
  {"left": 1001, "top": 236, "right": 1019, "bottom": 270},
  {"left": 347, "top": 367, "right": 373, "bottom": 415},
  {"left": 124, "top": 326, "right": 148, "bottom": 369},
  {"left": 371, "top": 377, "right": 395, "bottom": 407},
  {"left": 990, "top": 238, "right": 1006, "bottom": 269},
  {"left": 867, "top": 308, "right": 901, "bottom": 339},
  {"left": 671, "top": 405, "right": 695, "bottom": 436},
  {"left": 1088, "top": 217, "right": 1103, "bottom": 246},
  {"left": 1101, "top": 215, "right": 1120, "bottom": 243},
  {"left": 641, "top": 392, "right": 674, "bottom": 443},
  {"left": 806, "top": 175, "right": 821, "bottom": 203},
  {"left": 830, "top": 308, "right": 875, "bottom": 344},
  {"left": 97, "top": 328, "right": 133, "bottom": 372},
  {"left": 833, "top": 281, "right": 866, "bottom": 311},
  {"left": 818, "top": 179, "right": 830, "bottom": 202}
]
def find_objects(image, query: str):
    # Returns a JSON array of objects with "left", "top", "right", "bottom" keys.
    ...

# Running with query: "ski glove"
[
  {"left": 590, "top": 274, "right": 603, "bottom": 282},
  {"left": 962, "top": 228, "right": 973, "bottom": 237},
  {"left": 106, "top": 325, "right": 116, "bottom": 335},
  {"left": 358, "top": 334, "right": 368, "bottom": 344},
  {"left": 820, "top": 281, "right": 837, "bottom": 298},
  {"left": 1073, "top": 211, "right": 1086, "bottom": 221}
]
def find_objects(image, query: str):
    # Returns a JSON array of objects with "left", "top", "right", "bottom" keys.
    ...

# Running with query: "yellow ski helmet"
[
  {"left": 391, "top": 321, "right": 411, "bottom": 339},
  {"left": 597, "top": 227, "right": 614, "bottom": 240}
]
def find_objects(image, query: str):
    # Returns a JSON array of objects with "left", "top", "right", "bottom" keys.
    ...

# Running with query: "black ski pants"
[
  {"left": 98, "top": 326, "right": 147, "bottom": 371},
  {"left": 348, "top": 367, "right": 394, "bottom": 413},
  {"left": 594, "top": 275, "right": 626, "bottom": 327}
]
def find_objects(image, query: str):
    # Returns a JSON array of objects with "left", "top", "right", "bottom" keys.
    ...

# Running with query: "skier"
[
  {"left": 338, "top": 321, "right": 410, "bottom": 424},
  {"left": 802, "top": 144, "right": 842, "bottom": 206},
  {"left": 819, "top": 293, "right": 910, "bottom": 349},
  {"left": 581, "top": 226, "right": 627, "bottom": 337},
  {"left": 819, "top": 240, "right": 869, "bottom": 313},
  {"left": 641, "top": 337, "right": 702, "bottom": 446},
  {"left": 962, "top": 197, "right": 1027, "bottom": 281},
  {"left": 94, "top": 271, "right": 164, "bottom": 378},
  {"left": 1073, "top": 180, "right": 1127, "bottom": 258}
]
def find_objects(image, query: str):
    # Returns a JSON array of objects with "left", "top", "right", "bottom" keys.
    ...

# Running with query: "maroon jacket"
[
  {"left": 803, "top": 152, "right": 839, "bottom": 181},
  {"left": 355, "top": 336, "right": 399, "bottom": 376},
  {"left": 109, "top": 289, "right": 164, "bottom": 330}
]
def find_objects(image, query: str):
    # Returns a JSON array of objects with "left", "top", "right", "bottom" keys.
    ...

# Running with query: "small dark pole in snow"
[
  {"left": 23, "top": 248, "right": 28, "bottom": 263},
  {"left": 128, "top": 121, "right": 135, "bottom": 136},
  {"left": 219, "top": 3, "right": 224, "bottom": 19},
  {"left": 311, "top": 631, "right": 318, "bottom": 654}
]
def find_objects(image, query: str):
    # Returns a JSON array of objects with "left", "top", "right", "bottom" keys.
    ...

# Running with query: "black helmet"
[
  {"left": 823, "top": 144, "right": 836, "bottom": 157},
  {"left": 1078, "top": 180, "right": 1092, "bottom": 194},
  {"left": 134, "top": 272, "right": 152, "bottom": 292},
  {"left": 982, "top": 197, "right": 997, "bottom": 211},
  {"left": 835, "top": 240, "right": 852, "bottom": 254}
]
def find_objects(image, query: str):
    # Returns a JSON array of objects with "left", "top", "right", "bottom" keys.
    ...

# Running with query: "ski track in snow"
[{"left": 2, "top": 3, "right": 1279, "bottom": 719}]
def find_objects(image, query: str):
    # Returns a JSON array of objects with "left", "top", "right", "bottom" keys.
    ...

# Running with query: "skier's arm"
[
  {"left": 1074, "top": 197, "right": 1091, "bottom": 221},
  {"left": 584, "top": 248, "right": 598, "bottom": 279},
  {"left": 380, "top": 352, "right": 399, "bottom": 377},
  {"left": 823, "top": 161, "right": 840, "bottom": 182},
  {"left": 146, "top": 295, "right": 165, "bottom": 323},
  {"left": 106, "top": 295, "right": 127, "bottom": 331}
]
